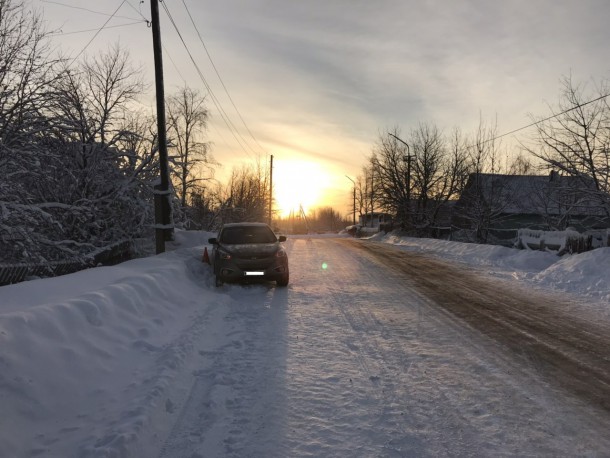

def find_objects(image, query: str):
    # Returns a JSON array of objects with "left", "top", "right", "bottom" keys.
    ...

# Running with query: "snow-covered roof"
[{"left": 459, "top": 172, "right": 606, "bottom": 216}]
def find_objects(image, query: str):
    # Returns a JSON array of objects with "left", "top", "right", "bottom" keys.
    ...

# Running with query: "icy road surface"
[{"left": 156, "top": 237, "right": 610, "bottom": 457}]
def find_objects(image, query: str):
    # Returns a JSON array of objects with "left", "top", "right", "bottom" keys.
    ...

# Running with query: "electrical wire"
[
  {"left": 124, "top": 0, "right": 150, "bottom": 24},
  {"left": 42, "top": 0, "right": 256, "bottom": 162},
  {"left": 68, "top": 0, "right": 127, "bottom": 66},
  {"left": 161, "top": 1, "right": 256, "bottom": 158},
  {"left": 159, "top": 1, "right": 259, "bottom": 159},
  {"left": 121, "top": 1, "right": 235, "bottom": 156},
  {"left": 472, "top": 93, "right": 610, "bottom": 148},
  {"left": 181, "top": 0, "right": 268, "bottom": 156},
  {"left": 50, "top": 21, "right": 144, "bottom": 36},
  {"left": 40, "top": 0, "right": 139, "bottom": 21},
  {"left": 162, "top": 43, "right": 187, "bottom": 84}
]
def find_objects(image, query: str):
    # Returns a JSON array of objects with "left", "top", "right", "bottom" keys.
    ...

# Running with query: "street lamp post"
[
  {"left": 345, "top": 175, "right": 356, "bottom": 225},
  {"left": 370, "top": 159, "right": 380, "bottom": 228},
  {"left": 389, "top": 133, "right": 413, "bottom": 227}
]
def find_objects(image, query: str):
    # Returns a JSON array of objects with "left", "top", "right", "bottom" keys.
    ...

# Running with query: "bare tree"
[
  {"left": 113, "top": 109, "right": 160, "bottom": 179},
  {"left": 370, "top": 128, "right": 410, "bottom": 223},
  {"left": 369, "top": 125, "right": 469, "bottom": 233},
  {"left": 50, "top": 45, "right": 144, "bottom": 148},
  {"left": 454, "top": 117, "right": 515, "bottom": 242},
  {"left": 522, "top": 75, "right": 610, "bottom": 215},
  {"left": 0, "top": 0, "right": 58, "bottom": 148},
  {"left": 214, "top": 161, "right": 270, "bottom": 224},
  {"left": 309, "top": 206, "right": 347, "bottom": 232},
  {"left": 507, "top": 152, "right": 536, "bottom": 175},
  {"left": 166, "top": 86, "right": 212, "bottom": 214}
]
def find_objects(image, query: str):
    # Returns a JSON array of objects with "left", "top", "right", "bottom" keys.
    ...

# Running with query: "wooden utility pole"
[
  {"left": 345, "top": 175, "right": 356, "bottom": 225},
  {"left": 370, "top": 166, "right": 374, "bottom": 227},
  {"left": 405, "top": 154, "right": 412, "bottom": 225},
  {"left": 268, "top": 154, "right": 273, "bottom": 225},
  {"left": 352, "top": 186, "right": 356, "bottom": 225},
  {"left": 150, "top": 0, "right": 173, "bottom": 254}
]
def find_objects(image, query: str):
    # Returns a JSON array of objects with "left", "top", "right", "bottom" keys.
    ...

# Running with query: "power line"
[
  {"left": 68, "top": 0, "right": 127, "bottom": 66},
  {"left": 40, "top": 0, "right": 139, "bottom": 21},
  {"left": 181, "top": 0, "right": 268, "bottom": 156},
  {"left": 474, "top": 93, "right": 610, "bottom": 148},
  {"left": 160, "top": 1, "right": 257, "bottom": 158},
  {"left": 159, "top": 1, "right": 259, "bottom": 159},
  {"left": 162, "top": 44, "right": 187, "bottom": 84},
  {"left": 50, "top": 21, "right": 144, "bottom": 36},
  {"left": 42, "top": 0, "right": 258, "bottom": 162},
  {"left": 124, "top": 0, "right": 150, "bottom": 24}
]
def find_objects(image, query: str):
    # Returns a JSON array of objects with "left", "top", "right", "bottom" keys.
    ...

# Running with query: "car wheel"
[
  {"left": 276, "top": 274, "right": 289, "bottom": 287},
  {"left": 215, "top": 274, "right": 224, "bottom": 287}
]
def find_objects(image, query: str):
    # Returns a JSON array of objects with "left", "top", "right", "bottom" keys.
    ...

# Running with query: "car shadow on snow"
[{"left": 183, "top": 253, "right": 292, "bottom": 456}]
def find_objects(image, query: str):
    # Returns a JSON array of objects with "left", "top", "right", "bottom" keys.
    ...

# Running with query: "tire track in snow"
[
  {"left": 312, "top": 238, "right": 488, "bottom": 456},
  {"left": 348, "top": 239, "right": 610, "bottom": 413}
]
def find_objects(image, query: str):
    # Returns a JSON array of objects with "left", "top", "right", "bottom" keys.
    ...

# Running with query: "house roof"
[{"left": 459, "top": 172, "right": 606, "bottom": 216}]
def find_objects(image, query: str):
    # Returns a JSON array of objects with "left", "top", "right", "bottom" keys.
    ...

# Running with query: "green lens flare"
[{"left": 322, "top": 262, "right": 328, "bottom": 270}]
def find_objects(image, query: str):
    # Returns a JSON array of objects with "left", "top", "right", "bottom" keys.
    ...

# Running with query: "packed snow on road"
[{"left": 1, "top": 230, "right": 609, "bottom": 457}]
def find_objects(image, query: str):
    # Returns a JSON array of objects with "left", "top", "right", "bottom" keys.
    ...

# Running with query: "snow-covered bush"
[{"left": 0, "top": 5, "right": 156, "bottom": 265}]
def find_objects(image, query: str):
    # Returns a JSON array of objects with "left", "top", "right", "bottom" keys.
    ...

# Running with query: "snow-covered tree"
[{"left": 1, "top": 15, "right": 157, "bottom": 265}]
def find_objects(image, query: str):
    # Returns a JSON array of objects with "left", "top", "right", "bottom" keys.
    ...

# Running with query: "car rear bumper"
[{"left": 217, "top": 261, "right": 289, "bottom": 283}]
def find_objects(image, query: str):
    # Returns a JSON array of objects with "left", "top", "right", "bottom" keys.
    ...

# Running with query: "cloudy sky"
[{"left": 37, "top": 0, "right": 610, "bottom": 217}]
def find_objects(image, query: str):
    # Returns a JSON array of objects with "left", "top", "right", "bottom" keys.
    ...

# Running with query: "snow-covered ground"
[
  {"left": 373, "top": 232, "right": 610, "bottom": 303},
  {"left": 0, "top": 230, "right": 608, "bottom": 457}
]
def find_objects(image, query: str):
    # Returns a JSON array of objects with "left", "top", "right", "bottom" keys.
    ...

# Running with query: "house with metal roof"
[{"left": 451, "top": 171, "right": 610, "bottom": 242}]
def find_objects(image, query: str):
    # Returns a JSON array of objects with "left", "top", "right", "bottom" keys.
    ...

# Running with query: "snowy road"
[{"left": 154, "top": 236, "right": 610, "bottom": 457}]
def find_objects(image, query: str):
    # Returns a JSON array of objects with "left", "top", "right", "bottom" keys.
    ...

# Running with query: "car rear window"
[{"left": 220, "top": 226, "right": 277, "bottom": 244}]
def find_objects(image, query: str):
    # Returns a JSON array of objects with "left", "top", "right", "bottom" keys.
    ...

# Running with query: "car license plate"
[{"left": 244, "top": 271, "right": 264, "bottom": 276}]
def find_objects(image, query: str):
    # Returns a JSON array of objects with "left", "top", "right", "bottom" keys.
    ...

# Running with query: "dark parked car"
[{"left": 208, "top": 222, "right": 289, "bottom": 287}]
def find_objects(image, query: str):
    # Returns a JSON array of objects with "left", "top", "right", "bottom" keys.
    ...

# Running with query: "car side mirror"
[
  {"left": 278, "top": 235, "right": 286, "bottom": 242},
  {"left": 208, "top": 237, "right": 218, "bottom": 244}
]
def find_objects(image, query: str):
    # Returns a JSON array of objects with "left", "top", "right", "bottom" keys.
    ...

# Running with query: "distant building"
[{"left": 358, "top": 212, "right": 393, "bottom": 229}]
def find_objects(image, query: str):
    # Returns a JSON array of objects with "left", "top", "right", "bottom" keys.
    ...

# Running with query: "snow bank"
[
  {"left": 373, "top": 233, "right": 558, "bottom": 272},
  {"left": 373, "top": 232, "right": 610, "bottom": 302},
  {"left": 0, "top": 230, "right": 220, "bottom": 457},
  {"left": 534, "top": 247, "right": 610, "bottom": 302}
]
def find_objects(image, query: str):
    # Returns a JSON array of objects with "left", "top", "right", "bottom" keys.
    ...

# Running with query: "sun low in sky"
[{"left": 272, "top": 160, "right": 333, "bottom": 218}]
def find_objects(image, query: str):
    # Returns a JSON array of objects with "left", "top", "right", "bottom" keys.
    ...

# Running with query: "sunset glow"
[{"left": 273, "top": 160, "right": 331, "bottom": 218}]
